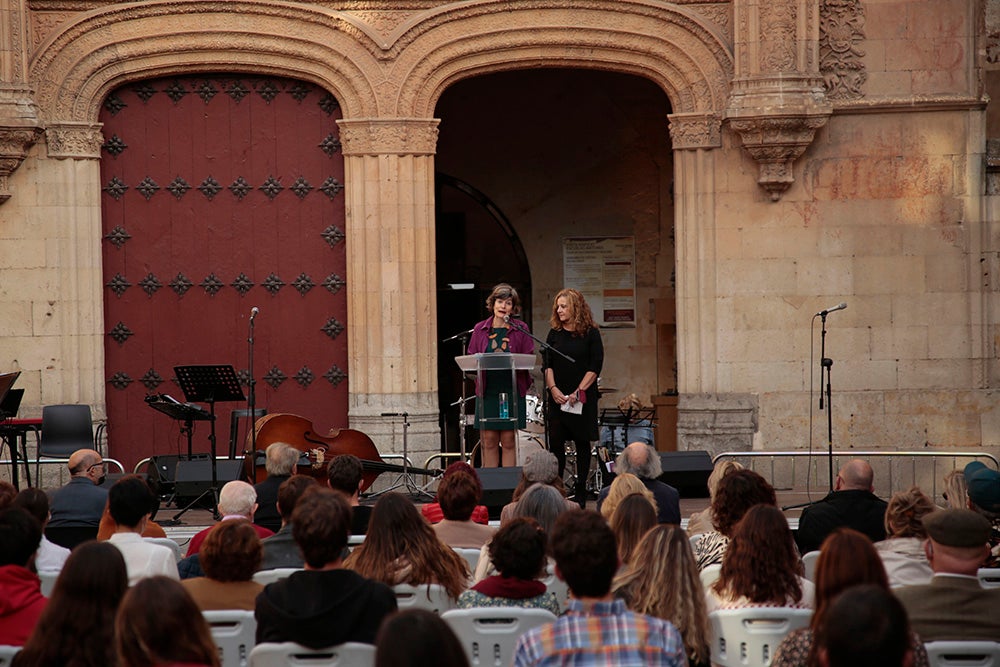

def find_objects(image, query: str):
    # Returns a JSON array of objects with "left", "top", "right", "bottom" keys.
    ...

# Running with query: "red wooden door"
[{"left": 99, "top": 75, "right": 348, "bottom": 472}]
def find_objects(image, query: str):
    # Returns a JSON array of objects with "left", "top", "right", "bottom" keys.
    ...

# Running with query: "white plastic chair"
[
  {"left": 0, "top": 646, "right": 21, "bottom": 666},
  {"left": 204, "top": 609, "right": 257, "bottom": 667},
  {"left": 145, "top": 537, "right": 182, "bottom": 563},
  {"left": 249, "top": 641, "right": 375, "bottom": 667},
  {"left": 38, "top": 570, "right": 59, "bottom": 597},
  {"left": 709, "top": 607, "right": 813, "bottom": 667},
  {"left": 801, "top": 550, "right": 821, "bottom": 582},
  {"left": 392, "top": 583, "right": 454, "bottom": 614},
  {"left": 539, "top": 567, "right": 570, "bottom": 613},
  {"left": 454, "top": 547, "right": 483, "bottom": 577},
  {"left": 252, "top": 568, "right": 302, "bottom": 585},
  {"left": 700, "top": 564, "right": 722, "bottom": 589},
  {"left": 924, "top": 641, "right": 1000, "bottom": 667},
  {"left": 442, "top": 607, "right": 557, "bottom": 667},
  {"left": 977, "top": 568, "right": 1000, "bottom": 589}
]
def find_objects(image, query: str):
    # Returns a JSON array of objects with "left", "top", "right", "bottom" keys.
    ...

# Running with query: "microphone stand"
[
  {"left": 507, "top": 318, "right": 574, "bottom": 454},
  {"left": 818, "top": 312, "right": 834, "bottom": 493},
  {"left": 248, "top": 312, "right": 258, "bottom": 483},
  {"left": 441, "top": 327, "right": 475, "bottom": 462}
]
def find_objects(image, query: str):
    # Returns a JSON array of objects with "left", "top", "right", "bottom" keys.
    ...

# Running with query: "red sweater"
[
  {"left": 420, "top": 503, "right": 490, "bottom": 525},
  {"left": 185, "top": 518, "right": 274, "bottom": 557},
  {"left": 0, "top": 565, "right": 47, "bottom": 646}
]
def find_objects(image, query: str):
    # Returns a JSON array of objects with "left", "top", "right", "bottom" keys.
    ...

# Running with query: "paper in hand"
[{"left": 560, "top": 400, "right": 583, "bottom": 415}]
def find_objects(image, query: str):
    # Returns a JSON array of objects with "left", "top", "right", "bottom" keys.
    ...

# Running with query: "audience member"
[
  {"left": 895, "top": 508, "right": 1000, "bottom": 641},
  {"left": 181, "top": 520, "right": 263, "bottom": 611},
  {"left": 597, "top": 442, "right": 680, "bottom": 524},
  {"left": 874, "top": 486, "right": 936, "bottom": 587},
  {"left": 344, "top": 492, "right": 469, "bottom": 600},
  {"left": 375, "top": 609, "right": 469, "bottom": 667},
  {"left": 941, "top": 468, "right": 967, "bottom": 509},
  {"left": 457, "top": 518, "right": 560, "bottom": 614},
  {"left": 106, "top": 475, "right": 178, "bottom": 585},
  {"left": 0, "top": 508, "right": 46, "bottom": 646},
  {"left": 12, "top": 488, "right": 69, "bottom": 574},
  {"left": 499, "top": 450, "right": 573, "bottom": 525},
  {"left": 599, "top": 472, "right": 656, "bottom": 520},
  {"left": 796, "top": 459, "right": 888, "bottom": 554},
  {"left": 772, "top": 528, "right": 928, "bottom": 667},
  {"left": 97, "top": 498, "right": 168, "bottom": 541},
  {"left": 13, "top": 541, "right": 127, "bottom": 667},
  {"left": 46, "top": 449, "right": 107, "bottom": 539},
  {"left": 962, "top": 460, "right": 1000, "bottom": 566},
  {"left": 185, "top": 480, "right": 273, "bottom": 557},
  {"left": 612, "top": 524, "right": 711, "bottom": 667},
  {"left": 0, "top": 480, "right": 16, "bottom": 508},
  {"left": 512, "top": 509, "right": 686, "bottom": 666},
  {"left": 707, "top": 504, "right": 813, "bottom": 612},
  {"left": 256, "top": 487, "right": 397, "bottom": 647},
  {"left": 693, "top": 468, "right": 776, "bottom": 570},
  {"left": 814, "top": 585, "right": 913, "bottom": 667},
  {"left": 421, "top": 461, "right": 490, "bottom": 525},
  {"left": 327, "top": 453, "right": 375, "bottom": 534},
  {"left": 259, "top": 474, "right": 318, "bottom": 570},
  {"left": 609, "top": 492, "right": 658, "bottom": 567},
  {"left": 686, "top": 460, "right": 743, "bottom": 536},
  {"left": 432, "top": 468, "right": 496, "bottom": 549},
  {"left": 253, "top": 441, "right": 301, "bottom": 533},
  {"left": 116, "top": 576, "right": 220, "bottom": 667}
]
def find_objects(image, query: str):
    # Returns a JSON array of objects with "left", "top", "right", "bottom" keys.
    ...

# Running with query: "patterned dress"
[
  {"left": 456, "top": 588, "right": 562, "bottom": 616},
  {"left": 771, "top": 627, "right": 929, "bottom": 667}
]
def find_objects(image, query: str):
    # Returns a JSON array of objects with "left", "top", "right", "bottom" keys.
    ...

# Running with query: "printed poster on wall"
[{"left": 563, "top": 236, "right": 636, "bottom": 328}]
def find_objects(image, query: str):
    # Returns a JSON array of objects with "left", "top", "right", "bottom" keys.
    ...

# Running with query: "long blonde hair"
[
  {"left": 600, "top": 473, "right": 656, "bottom": 519},
  {"left": 612, "top": 525, "right": 710, "bottom": 664},
  {"left": 942, "top": 470, "right": 968, "bottom": 509},
  {"left": 549, "top": 288, "right": 597, "bottom": 334}
]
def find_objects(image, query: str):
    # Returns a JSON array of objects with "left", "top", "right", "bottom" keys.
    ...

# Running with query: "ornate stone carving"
[
  {"left": 338, "top": 118, "right": 439, "bottom": 155},
  {"left": 668, "top": 113, "right": 722, "bottom": 151},
  {"left": 46, "top": 122, "right": 103, "bottom": 158},
  {"left": 819, "top": 0, "right": 867, "bottom": 100},
  {"left": 728, "top": 113, "right": 829, "bottom": 201},
  {"left": 0, "top": 86, "right": 43, "bottom": 204},
  {"left": 760, "top": 1, "right": 797, "bottom": 72}
]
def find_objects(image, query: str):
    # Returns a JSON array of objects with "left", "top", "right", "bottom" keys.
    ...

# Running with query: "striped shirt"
[{"left": 512, "top": 598, "right": 686, "bottom": 667}]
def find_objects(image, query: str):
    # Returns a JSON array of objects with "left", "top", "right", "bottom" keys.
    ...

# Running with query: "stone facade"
[{"left": 0, "top": 0, "right": 998, "bottom": 473}]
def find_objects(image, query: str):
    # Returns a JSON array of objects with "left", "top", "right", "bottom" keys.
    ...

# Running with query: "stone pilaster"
[
  {"left": 677, "top": 393, "right": 758, "bottom": 456},
  {"left": 338, "top": 118, "right": 442, "bottom": 466}
]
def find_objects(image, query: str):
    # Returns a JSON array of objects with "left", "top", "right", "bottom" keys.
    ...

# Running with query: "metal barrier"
[{"left": 712, "top": 450, "right": 1000, "bottom": 505}]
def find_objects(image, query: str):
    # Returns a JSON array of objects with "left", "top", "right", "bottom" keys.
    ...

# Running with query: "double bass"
[{"left": 245, "top": 413, "right": 439, "bottom": 491}]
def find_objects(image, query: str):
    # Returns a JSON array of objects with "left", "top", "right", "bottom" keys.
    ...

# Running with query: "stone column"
[{"left": 338, "top": 118, "right": 442, "bottom": 469}]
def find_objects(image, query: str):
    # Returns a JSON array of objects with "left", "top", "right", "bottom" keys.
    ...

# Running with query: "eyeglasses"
[{"left": 88, "top": 462, "right": 106, "bottom": 473}]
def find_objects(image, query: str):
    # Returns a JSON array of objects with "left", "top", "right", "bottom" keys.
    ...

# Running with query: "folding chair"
[
  {"left": 801, "top": 551, "right": 821, "bottom": 582},
  {"left": 977, "top": 568, "right": 1000, "bottom": 589},
  {"left": 700, "top": 564, "right": 723, "bottom": 589},
  {"left": 204, "top": 609, "right": 257, "bottom": 667},
  {"left": 252, "top": 568, "right": 302, "bottom": 585},
  {"left": 924, "top": 641, "right": 1000, "bottom": 667},
  {"left": 539, "top": 566, "right": 570, "bottom": 613},
  {"left": 249, "top": 641, "right": 375, "bottom": 667},
  {"left": 453, "top": 547, "right": 483, "bottom": 577},
  {"left": 709, "top": 607, "right": 813, "bottom": 667},
  {"left": 442, "top": 607, "right": 557, "bottom": 667},
  {"left": 0, "top": 646, "right": 21, "bottom": 666},
  {"left": 392, "top": 583, "right": 455, "bottom": 614}
]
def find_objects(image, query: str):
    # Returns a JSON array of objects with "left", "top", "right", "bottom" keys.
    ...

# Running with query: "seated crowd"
[{"left": 1, "top": 447, "right": 1000, "bottom": 667}]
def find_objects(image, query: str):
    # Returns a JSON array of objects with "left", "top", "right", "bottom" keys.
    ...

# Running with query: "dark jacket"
[
  {"left": 253, "top": 474, "right": 289, "bottom": 534},
  {"left": 597, "top": 477, "right": 682, "bottom": 525},
  {"left": 259, "top": 526, "right": 304, "bottom": 571},
  {"left": 254, "top": 569, "right": 397, "bottom": 648},
  {"left": 795, "top": 488, "right": 888, "bottom": 553},
  {"left": 47, "top": 477, "right": 108, "bottom": 527}
]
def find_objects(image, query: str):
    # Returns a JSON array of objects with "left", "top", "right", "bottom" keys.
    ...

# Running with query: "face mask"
[{"left": 97, "top": 474, "right": 107, "bottom": 486}]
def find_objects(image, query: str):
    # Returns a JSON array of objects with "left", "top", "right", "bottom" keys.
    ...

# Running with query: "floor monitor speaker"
[
  {"left": 658, "top": 451, "right": 713, "bottom": 498},
  {"left": 478, "top": 466, "right": 522, "bottom": 518},
  {"left": 174, "top": 458, "right": 244, "bottom": 503}
]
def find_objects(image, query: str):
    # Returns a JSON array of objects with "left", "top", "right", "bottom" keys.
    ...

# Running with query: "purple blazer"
[{"left": 467, "top": 316, "right": 535, "bottom": 397}]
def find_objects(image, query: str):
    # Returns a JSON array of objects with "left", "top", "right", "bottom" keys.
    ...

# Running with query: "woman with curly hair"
[
  {"left": 693, "top": 468, "right": 776, "bottom": 570},
  {"left": 612, "top": 525, "right": 711, "bottom": 667},
  {"left": 707, "top": 504, "right": 813, "bottom": 612},
  {"left": 13, "top": 542, "right": 127, "bottom": 667},
  {"left": 543, "top": 288, "right": 604, "bottom": 507},
  {"left": 609, "top": 493, "right": 658, "bottom": 567},
  {"left": 344, "top": 492, "right": 469, "bottom": 599},
  {"left": 772, "top": 528, "right": 929, "bottom": 667},
  {"left": 599, "top": 473, "right": 657, "bottom": 520},
  {"left": 181, "top": 520, "right": 264, "bottom": 610},
  {"left": 874, "top": 486, "right": 936, "bottom": 587}
]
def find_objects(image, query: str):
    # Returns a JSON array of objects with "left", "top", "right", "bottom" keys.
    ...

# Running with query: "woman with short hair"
[{"left": 181, "top": 520, "right": 264, "bottom": 610}]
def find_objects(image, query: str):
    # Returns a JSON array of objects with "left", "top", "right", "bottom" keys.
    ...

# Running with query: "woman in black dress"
[{"left": 543, "top": 288, "right": 603, "bottom": 507}]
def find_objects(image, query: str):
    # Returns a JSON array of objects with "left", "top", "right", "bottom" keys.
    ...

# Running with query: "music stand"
[
  {"left": 169, "top": 365, "right": 245, "bottom": 522},
  {"left": 0, "top": 372, "right": 23, "bottom": 489}
]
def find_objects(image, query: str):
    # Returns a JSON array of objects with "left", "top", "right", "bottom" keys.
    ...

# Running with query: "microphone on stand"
[
  {"left": 250, "top": 306, "right": 259, "bottom": 322},
  {"left": 816, "top": 302, "right": 847, "bottom": 316}
]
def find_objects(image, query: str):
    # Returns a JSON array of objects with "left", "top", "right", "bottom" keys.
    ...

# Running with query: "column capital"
[
  {"left": 46, "top": 122, "right": 104, "bottom": 160},
  {"left": 668, "top": 113, "right": 722, "bottom": 151},
  {"left": 337, "top": 118, "right": 440, "bottom": 156}
]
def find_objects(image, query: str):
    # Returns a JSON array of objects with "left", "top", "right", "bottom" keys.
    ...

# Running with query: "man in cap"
[
  {"left": 895, "top": 508, "right": 1000, "bottom": 641},
  {"left": 962, "top": 460, "right": 1000, "bottom": 567}
]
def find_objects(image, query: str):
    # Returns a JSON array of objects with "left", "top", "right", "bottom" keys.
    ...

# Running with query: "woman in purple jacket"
[{"left": 467, "top": 283, "right": 535, "bottom": 467}]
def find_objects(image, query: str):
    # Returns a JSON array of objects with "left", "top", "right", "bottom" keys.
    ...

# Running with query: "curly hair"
[
  {"left": 884, "top": 486, "right": 936, "bottom": 538},
  {"left": 712, "top": 504, "right": 803, "bottom": 605},
  {"left": 201, "top": 520, "right": 262, "bottom": 582},
  {"left": 344, "top": 492, "right": 469, "bottom": 598},
  {"left": 711, "top": 469, "right": 776, "bottom": 536},
  {"left": 551, "top": 509, "right": 617, "bottom": 598},
  {"left": 437, "top": 469, "right": 481, "bottom": 521},
  {"left": 609, "top": 493, "right": 658, "bottom": 565},
  {"left": 548, "top": 288, "right": 597, "bottom": 334},
  {"left": 489, "top": 517, "right": 547, "bottom": 580},
  {"left": 600, "top": 473, "right": 656, "bottom": 520},
  {"left": 613, "top": 525, "right": 710, "bottom": 665}
]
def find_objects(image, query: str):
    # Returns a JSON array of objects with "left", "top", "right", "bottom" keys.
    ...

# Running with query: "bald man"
[
  {"left": 47, "top": 448, "right": 108, "bottom": 528},
  {"left": 184, "top": 480, "right": 273, "bottom": 557},
  {"left": 796, "top": 458, "right": 888, "bottom": 553},
  {"left": 596, "top": 442, "right": 681, "bottom": 524}
]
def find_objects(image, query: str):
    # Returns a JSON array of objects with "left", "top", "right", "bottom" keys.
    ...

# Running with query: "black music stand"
[{"left": 169, "top": 365, "right": 245, "bottom": 522}]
